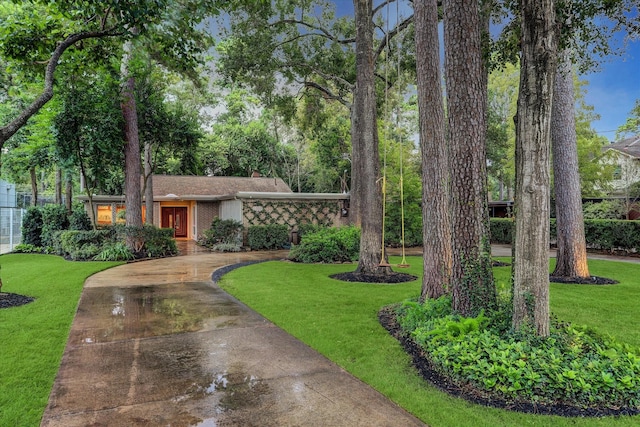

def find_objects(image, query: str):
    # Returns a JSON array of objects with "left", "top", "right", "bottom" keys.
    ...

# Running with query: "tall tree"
[
  {"left": 415, "top": 0, "right": 452, "bottom": 299},
  {"left": 512, "top": 0, "right": 558, "bottom": 336},
  {"left": 120, "top": 34, "right": 143, "bottom": 236},
  {"left": 617, "top": 100, "right": 640, "bottom": 139},
  {"left": 444, "top": 0, "right": 495, "bottom": 315},
  {"left": 551, "top": 49, "right": 589, "bottom": 279},
  {"left": 352, "top": 0, "right": 387, "bottom": 274}
]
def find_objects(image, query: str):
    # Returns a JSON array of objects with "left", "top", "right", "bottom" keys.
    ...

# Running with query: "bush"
[
  {"left": 211, "top": 243, "right": 242, "bottom": 252},
  {"left": 297, "top": 223, "right": 326, "bottom": 241},
  {"left": 489, "top": 218, "right": 514, "bottom": 244},
  {"left": 198, "top": 218, "right": 243, "bottom": 248},
  {"left": 12, "top": 243, "right": 42, "bottom": 254},
  {"left": 21, "top": 207, "right": 43, "bottom": 247},
  {"left": 583, "top": 200, "right": 627, "bottom": 220},
  {"left": 94, "top": 242, "right": 135, "bottom": 261},
  {"left": 69, "top": 205, "right": 92, "bottom": 231},
  {"left": 141, "top": 226, "right": 178, "bottom": 258},
  {"left": 41, "top": 204, "right": 69, "bottom": 247},
  {"left": 56, "top": 229, "right": 116, "bottom": 260},
  {"left": 397, "top": 297, "right": 640, "bottom": 411},
  {"left": 247, "top": 224, "right": 289, "bottom": 250},
  {"left": 289, "top": 226, "right": 360, "bottom": 263}
]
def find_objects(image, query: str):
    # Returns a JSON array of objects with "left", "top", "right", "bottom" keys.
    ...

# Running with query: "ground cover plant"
[
  {"left": 218, "top": 256, "right": 640, "bottom": 427},
  {"left": 0, "top": 254, "right": 121, "bottom": 427}
]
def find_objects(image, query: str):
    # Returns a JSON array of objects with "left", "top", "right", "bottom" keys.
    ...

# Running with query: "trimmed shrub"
[
  {"left": 21, "top": 207, "right": 43, "bottom": 247},
  {"left": 56, "top": 229, "right": 116, "bottom": 260},
  {"left": 297, "top": 223, "right": 326, "bottom": 241},
  {"left": 69, "top": 205, "right": 92, "bottom": 231},
  {"left": 198, "top": 218, "right": 243, "bottom": 248},
  {"left": 289, "top": 226, "right": 360, "bottom": 263},
  {"left": 583, "top": 200, "right": 627, "bottom": 220},
  {"left": 247, "top": 224, "right": 289, "bottom": 250},
  {"left": 142, "top": 226, "right": 178, "bottom": 258},
  {"left": 41, "top": 204, "right": 69, "bottom": 247},
  {"left": 489, "top": 218, "right": 514, "bottom": 244}
]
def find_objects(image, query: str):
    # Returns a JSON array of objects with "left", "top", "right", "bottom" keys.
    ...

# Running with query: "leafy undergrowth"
[{"left": 393, "top": 296, "right": 640, "bottom": 416}]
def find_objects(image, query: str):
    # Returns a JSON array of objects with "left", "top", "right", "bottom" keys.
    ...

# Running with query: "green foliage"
[
  {"left": 398, "top": 297, "right": 640, "bottom": 410},
  {"left": 21, "top": 206, "right": 43, "bottom": 247},
  {"left": 211, "top": 243, "right": 242, "bottom": 253},
  {"left": 247, "top": 224, "right": 289, "bottom": 250},
  {"left": 12, "top": 243, "right": 41, "bottom": 254},
  {"left": 94, "top": 242, "right": 135, "bottom": 261},
  {"left": 297, "top": 223, "right": 326, "bottom": 240},
  {"left": 583, "top": 200, "right": 627, "bottom": 220},
  {"left": 616, "top": 99, "right": 640, "bottom": 140},
  {"left": 117, "top": 225, "right": 177, "bottom": 258},
  {"left": 198, "top": 217, "right": 243, "bottom": 248},
  {"left": 582, "top": 220, "right": 640, "bottom": 253},
  {"left": 489, "top": 218, "right": 514, "bottom": 244},
  {"left": 55, "top": 229, "right": 115, "bottom": 260},
  {"left": 40, "top": 204, "right": 69, "bottom": 247},
  {"left": 69, "top": 205, "right": 92, "bottom": 231},
  {"left": 288, "top": 226, "right": 360, "bottom": 263}
]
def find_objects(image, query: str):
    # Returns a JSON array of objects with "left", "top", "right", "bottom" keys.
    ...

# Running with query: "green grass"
[
  {"left": 219, "top": 256, "right": 640, "bottom": 427},
  {"left": 0, "top": 254, "right": 121, "bottom": 427}
]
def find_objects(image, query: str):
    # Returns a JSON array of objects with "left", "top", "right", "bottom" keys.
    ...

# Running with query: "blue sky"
[
  {"left": 582, "top": 40, "right": 639, "bottom": 141},
  {"left": 332, "top": 1, "right": 639, "bottom": 142}
]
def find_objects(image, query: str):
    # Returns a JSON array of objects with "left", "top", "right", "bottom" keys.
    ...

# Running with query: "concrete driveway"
[{"left": 40, "top": 250, "right": 425, "bottom": 427}]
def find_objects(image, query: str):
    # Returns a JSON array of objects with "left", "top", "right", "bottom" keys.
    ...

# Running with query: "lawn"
[
  {"left": 0, "top": 254, "right": 121, "bottom": 427},
  {"left": 218, "top": 256, "right": 640, "bottom": 427}
]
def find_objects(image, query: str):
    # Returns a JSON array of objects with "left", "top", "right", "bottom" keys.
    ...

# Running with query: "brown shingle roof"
[
  {"left": 605, "top": 135, "right": 640, "bottom": 159},
  {"left": 152, "top": 175, "right": 292, "bottom": 198}
]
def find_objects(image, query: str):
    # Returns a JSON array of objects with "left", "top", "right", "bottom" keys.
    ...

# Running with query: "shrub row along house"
[{"left": 79, "top": 174, "right": 350, "bottom": 244}]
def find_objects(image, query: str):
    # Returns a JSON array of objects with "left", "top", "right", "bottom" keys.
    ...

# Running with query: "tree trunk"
[
  {"left": 55, "top": 168, "right": 62, "bottom": 204},
  {"left": 512, "top": 0, "right": 558, "bottom": 337},
  {"left": 353, "top": 0, "right": 387, "bottom": 274},
  {"left": 65, "top": 172, "right": 73, "bottom": 213},
  {"left": 29, "top": 167, "right": 38, "bottom": 207},
  {"left": 444, "top": 0, "right": 495, "bottom": 315},
  {"left": 121, "top": 36, "right": 143, "bottom": 249},
  {"left": 551, "top": 49, "right": 590, "bottom": 279},
  {"left": 415, "top": 0, "right": 452, "bottom": 299},
  {"left": 144, "top": 141, "right": 154, "bottom": 225}
]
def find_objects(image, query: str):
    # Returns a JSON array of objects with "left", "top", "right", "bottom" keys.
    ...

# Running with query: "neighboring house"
[
  {"left": 601, "top": 135, "right": 640, "bottom": 195},
  {"left": 79, "top": 175, "right": 350, "bottom": 242}
]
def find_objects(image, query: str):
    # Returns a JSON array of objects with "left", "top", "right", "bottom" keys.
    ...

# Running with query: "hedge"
[
  {"left": 247, "top": 224, "right": 289, "bottom": 250},
  {"left": 489, "top": 218, "right": 640, "bottom": 254}
]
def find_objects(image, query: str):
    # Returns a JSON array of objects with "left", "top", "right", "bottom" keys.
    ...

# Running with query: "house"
[
  {"left": 601, "top": 135, "right": 640, "bottom": 194},
  {"left": 79, "top": 175, "right": 350, "bottom": 241}
]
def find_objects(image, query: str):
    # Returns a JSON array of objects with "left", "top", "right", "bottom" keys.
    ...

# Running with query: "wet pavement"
[{"left": 41, "top": 247, "right": 426, "bottom": 427}]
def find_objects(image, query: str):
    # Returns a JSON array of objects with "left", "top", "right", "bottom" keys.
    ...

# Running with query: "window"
[
  {"left": 97, "top": 204, "right": 113, "bottom": 225},
  {"left": 613, "top": 165, "right": 622, "bottom": 180}
]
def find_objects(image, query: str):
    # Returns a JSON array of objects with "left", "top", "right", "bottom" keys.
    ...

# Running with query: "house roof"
[
  {"left": 604, "top": 135, "right": 640, "bottom": 159},
  {"left": 151, "top": 175, "right": 293, "bottom": 199}
]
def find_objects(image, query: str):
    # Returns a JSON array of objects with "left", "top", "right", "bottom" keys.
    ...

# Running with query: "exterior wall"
[
  {"left": 601, "top": 151, "right": 640, "bottom": 194},
  {"left": 242, "top": 198, "right": 349, "bottom": 231},
  {"left": 195, "top": 201, "right": 219, "bottom": 240}
]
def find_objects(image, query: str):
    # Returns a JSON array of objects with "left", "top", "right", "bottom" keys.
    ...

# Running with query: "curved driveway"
[{"left": 41, "top": 250, "right": 425, "bottom": 427}]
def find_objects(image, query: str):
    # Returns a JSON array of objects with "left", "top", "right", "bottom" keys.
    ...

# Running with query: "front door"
[{"left": 161, "top": 207, "right": 188, "bottom": 238}]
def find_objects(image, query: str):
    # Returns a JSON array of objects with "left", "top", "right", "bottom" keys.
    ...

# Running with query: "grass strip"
[
  {"left": 219, "top": 256, "right": 640, "bottom": 427},
  {"left": 0, "top": 254, "right": 121, "bottom": 427}
]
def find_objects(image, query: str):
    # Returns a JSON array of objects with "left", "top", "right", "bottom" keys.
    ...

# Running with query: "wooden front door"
[{"left": 161, "top": 207, "right": 188, "bottom": 238}]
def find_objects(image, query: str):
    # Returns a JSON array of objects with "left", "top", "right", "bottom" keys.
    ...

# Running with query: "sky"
[{"left": 332, "top": 0, "right": 639, "bottom": 142}]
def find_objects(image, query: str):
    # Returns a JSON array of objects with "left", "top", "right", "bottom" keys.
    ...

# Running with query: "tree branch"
[
  {"left": 302, "top": 81, "right": 351, "bottom": 109},
  {"left": 375, "top": 14, "right": 414, "bottom": 62},
  {"left": 272, "top": 19, "right": 355, "bottom": 44},
  {"left": 0, "top": 29, "right": 122, "bottom": 148}
]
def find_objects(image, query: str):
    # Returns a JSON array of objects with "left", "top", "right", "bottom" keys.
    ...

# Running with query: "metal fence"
[{"left": 0, "top": 207, "right": 24, "bottom": 254}]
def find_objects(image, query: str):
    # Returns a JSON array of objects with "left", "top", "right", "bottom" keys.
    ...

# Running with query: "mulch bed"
[
  {"left": 0, "top": 293, "right": 35, "bottom": 309},
  {"left": 549, "top": 275, "right": 618, "bottom": 285},
  {"left": 330, "top": 271, "right": 417, "bottom": 283},
  {"left": 378, "top": 305, "right": 639, "bottom": 418}
]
